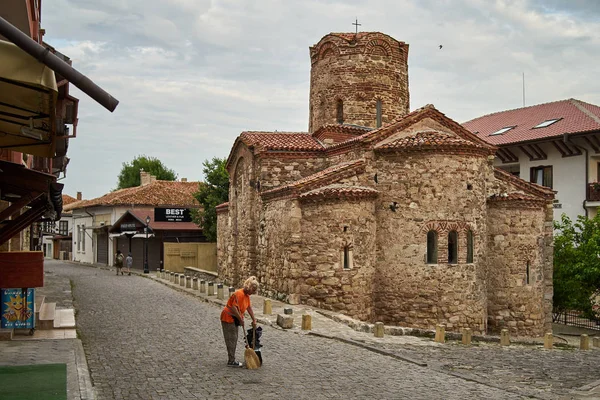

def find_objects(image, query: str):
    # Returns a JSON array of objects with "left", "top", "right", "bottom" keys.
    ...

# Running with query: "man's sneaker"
[{"left": 227, "top": 361, "right": 243, "bottom": 367}]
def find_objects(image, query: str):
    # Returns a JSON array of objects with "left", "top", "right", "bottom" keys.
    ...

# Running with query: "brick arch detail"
[
  {"left": 420, "top": 220, "right": 473, "bottom": 234},
  {"left": 365, "top": 39, "right": 392, "bottom": 56},
  {"left": 318, "top": 41, "right": 340, "bottom": 60}
]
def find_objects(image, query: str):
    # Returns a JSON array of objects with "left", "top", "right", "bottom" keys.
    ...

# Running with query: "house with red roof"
[
  {"left": 64, "top": 172, "right": 203, "bottom": 270},
  {"left": 216, "top": 31, "right": 555, "bottom": 337},
  {"left": 463, "top": 98, "right": 600, "bottom": 223}
]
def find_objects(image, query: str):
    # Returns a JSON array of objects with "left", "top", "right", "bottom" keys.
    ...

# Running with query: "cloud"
[{"left": 38, "top": 0, "right": 600, "bottom": 198}]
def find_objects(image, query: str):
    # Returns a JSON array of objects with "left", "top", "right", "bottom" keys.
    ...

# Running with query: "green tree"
[
  {"left": 553, "top": 213, "right": 600, "bottom": 317},
  {"left": 192, "top": 157, "right": 229, "bottom": 242},
  {"left": 117, "top": 155, "right": 177, "bottom": 189}
]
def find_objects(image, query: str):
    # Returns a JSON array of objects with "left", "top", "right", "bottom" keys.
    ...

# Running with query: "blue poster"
[{"left": 1, "top": 288, "right": 34, "bottom": 329}]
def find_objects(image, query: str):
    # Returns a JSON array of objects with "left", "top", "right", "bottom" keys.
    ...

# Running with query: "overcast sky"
[{"left": 41, "top": 0, "right": 600, "bottom": 199}]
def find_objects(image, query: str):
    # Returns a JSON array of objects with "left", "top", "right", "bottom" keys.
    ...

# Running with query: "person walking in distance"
[
  {"left": 125, "top": 253, "right": 133, "bottom": 276},
  {"left": 220, "top": 276, "right": 258, "bottom": 367},
  {"left": 115, "top": 250, "right": 124, "bottom": 276}
]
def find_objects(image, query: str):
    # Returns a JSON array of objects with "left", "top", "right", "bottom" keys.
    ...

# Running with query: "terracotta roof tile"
[
  {"left": 65, "top": 180, "right": 200, "bottom": 210},
  {"left": 299, "top": 184, "right": 378, "bottom": 201},
  {"left": 375, "top": 130, "right": 489, "bottom": 153},
  {"left": 462, "top": 98, "right": 600, "bottom": 146},
  {"left": 62, "top": 194, "right": 78, "bottom": 206},
  {"left": 216, "top": 202, "right": 229, "bottom": 213},
  {"left": 493, "top": 167, "right": 555, "bottom": 200},
  {"left": 488, "top": 192, "right": 542, "bottom": 202},
  {"left": 261, "top": 159, "right": 365, "bottom": 200},
  {"left": 240, "top": 131, "right": 323, "bottom": 152}
]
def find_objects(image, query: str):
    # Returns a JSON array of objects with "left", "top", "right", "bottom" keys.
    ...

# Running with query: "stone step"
[
  {"left": 34, "top": 295, "right": 46, "bottom": 327},
  {"left": 38, "top": 302, "right": 56, "bottom": 330},
  {"left": 53, "top": 309, "right": 75, "bottom": 329}
]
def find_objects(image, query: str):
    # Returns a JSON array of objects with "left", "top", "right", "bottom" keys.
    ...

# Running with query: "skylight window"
[
  {"left": 533, "top": 118, "right": 561, "bottom": 129},
  {"left": 491, "top": 126, "right": 515, "bottom": 136}
]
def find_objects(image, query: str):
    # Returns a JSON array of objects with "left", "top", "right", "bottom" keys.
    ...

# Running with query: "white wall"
[
  {"left": 495, "top": 139, "right": 590, "bottom": 224},
  {"left": 71, "top": 211, "right": 94, "bottom": 264}
]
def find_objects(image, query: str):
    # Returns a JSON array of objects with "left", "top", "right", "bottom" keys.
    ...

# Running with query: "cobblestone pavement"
[{"left": 46, "top": 260, "right": 599, "bottom": 399}]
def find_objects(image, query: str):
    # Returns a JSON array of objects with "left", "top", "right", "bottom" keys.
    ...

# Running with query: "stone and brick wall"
[
  {"left": 372, "top": 152, "right": 490, "bottom": 333},
  {"left": 309, "top": 32, "right": 409, "bottom": 132}
]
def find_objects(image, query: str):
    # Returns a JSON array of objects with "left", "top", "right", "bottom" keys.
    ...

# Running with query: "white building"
[
  {"left": 41, "top": 193, "right": 79, "bottom": 259},
  {"left": 463, "top": 98, "right": 600, "bottom": 223}
]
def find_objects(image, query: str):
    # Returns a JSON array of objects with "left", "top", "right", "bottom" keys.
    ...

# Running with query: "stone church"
[{"left": 216, "top": 32, "right": 554, "bottom": 337}]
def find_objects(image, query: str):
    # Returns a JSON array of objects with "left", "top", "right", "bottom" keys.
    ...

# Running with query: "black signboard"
[{"left": 154, "top": 208, "right": 192, "bottom": 222}]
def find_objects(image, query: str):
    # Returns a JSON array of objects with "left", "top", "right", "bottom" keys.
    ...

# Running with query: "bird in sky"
[{"left": 439, "top": 45, "right": 443, "bottom": 49}]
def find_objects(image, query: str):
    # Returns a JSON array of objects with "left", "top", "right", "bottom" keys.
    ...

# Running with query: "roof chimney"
[
  {"left": 181, "top": 178, "right": 187, "bottom": 182},
  {"left": 140, "top": 170, "right": 151, "bottom": 186},
  {"left": 76, "top": 191, "right": 82, "bottom": 200}
]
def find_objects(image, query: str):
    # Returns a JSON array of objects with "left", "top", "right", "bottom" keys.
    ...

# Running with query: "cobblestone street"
[{"left": 45, "top": 261, "right": 599, "bottom": 399}]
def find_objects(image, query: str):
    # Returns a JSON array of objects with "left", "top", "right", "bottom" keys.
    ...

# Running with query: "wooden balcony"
[{"left": 587, "top": 183, "right": 600, "bottom": 201}]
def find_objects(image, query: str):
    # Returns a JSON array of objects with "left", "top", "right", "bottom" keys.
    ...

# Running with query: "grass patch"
[{"left": 0, "top": 363, "right": 66, "bottom": 400}]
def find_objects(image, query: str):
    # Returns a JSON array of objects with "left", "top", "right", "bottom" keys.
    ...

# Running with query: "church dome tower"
[{"left": 308, "top": 32, "right": 409, "bottom": 133}]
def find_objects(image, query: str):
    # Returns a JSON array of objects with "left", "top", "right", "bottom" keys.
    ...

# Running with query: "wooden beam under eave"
[
  {"left": 584, "top": 135, "right": 600, "bottom": 153},
  {"left": 519, "top": 145, "right": 535, "bottom": 161},
  {"left": 552, "top": 140, "right": 569, "bottom": 157},
  {"left": 530, "top": 143, "right": 547, "bottom": 160}
]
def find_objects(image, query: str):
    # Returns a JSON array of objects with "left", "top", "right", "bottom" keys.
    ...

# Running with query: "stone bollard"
[
  {"left": 208, "top": 282, "right": 214, "bottom": 296},
  {"left": 228, "top": 287, "right": 235, "bottom": 297},
  {"left": 544, "top": 333, "right": 553, "bottom": 349},
  {"left": 179, "top": 275, "right": 186, "bottom": 287},
  {"left": 277, "top": 314, "right": 293, "bottom": 329},
  {"left": 283, "top": 307, "right": 293, "bottom": 315},
  {"left": 435, "top": 324, "right": 446, "bottom": 343},
  {"left": 593, "top": 337, "right": 600, "bottom": 348},
  {"left": 461, "top": 328, "right": 472, "bottom": 345},
  {"left": 186, "top": 276, "right": 192, "bottom": 289},
  {"left": 501, "top": 329, "right": 510, "bottom": 346},
  {"left": 156, "top": 268, "right": 161, "bottom": 277},
  {"left": 200, "top": 280, "right": 206, "bottom": 293},
  {"left": 192, "top": 277, "right": 198, "bottom": 290},
  {"left": 301, "top": 314, "right": 312, "bottom": 331},
  {"left": 169, "top": 272, "right": 174, "bottom": 282},
  {"left": 374, "top": 322, "right": 384, "bottom": 338},
  {"left": 217, "top": 283, "right": 224, "bottom": 300},
  {"left": 161, "top": 270, "right": 166, "bottom": 279},
  {"left": 263, "top": 299, "right": 272, "bottom": 315},
  {"left": 580, "top": 334, "right": 590, "bottom": 350},
  {"left": 174, "top": 274, "right": 180, "bottom": 285}
]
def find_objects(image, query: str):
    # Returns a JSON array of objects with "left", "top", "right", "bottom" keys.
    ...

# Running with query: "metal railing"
[{"left": 553, "top": 310, "right": 600, "bottom": 330}]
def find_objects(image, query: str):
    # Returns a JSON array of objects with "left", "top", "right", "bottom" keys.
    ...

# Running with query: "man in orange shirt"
[{"left": 220, "top": 276, "right": 259, "bottom": 367}]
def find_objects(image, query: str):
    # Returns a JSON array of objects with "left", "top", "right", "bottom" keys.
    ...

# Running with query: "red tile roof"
[
  {"left": 462, "top": 99, "right": 600, "bottom": 146},
  {"left": 374, "top": 130, "right": 490, "bottom": 154},
  {"left": 239, "top": 131, "right": 323, "bottom": 152},
  {"left": 64, "top": 180, "right": 200, "bottom": 211},
  {"left": 299, "top": 184, "right": 378, "bottom": 202},
  {"left": 261, "top": 159, "right": 365, "bottom": 201},
  {"left": 62, "top": 194, "right": 79, "bottom": 206},
  {"left": 493, "top": 168, "right": 555, "bottom": 200},
  {"left": 215, "top": 202, "right": 229, "bottom": 213}
]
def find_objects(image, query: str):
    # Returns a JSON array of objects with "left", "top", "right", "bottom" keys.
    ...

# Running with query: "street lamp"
[{"left": 143, "top": 215, "right": 150, "bottom": 273}]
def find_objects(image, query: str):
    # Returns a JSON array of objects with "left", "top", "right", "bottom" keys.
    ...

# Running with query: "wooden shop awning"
[
  {"left": 0, "top": 39, "right": 58, "bottom": 157},
  {"left": 0, "top": 160, "right": 62, "bottom": 245}
]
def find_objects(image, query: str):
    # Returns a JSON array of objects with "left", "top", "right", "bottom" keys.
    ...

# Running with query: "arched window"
[
  {"left": 448, "top": 231, "right": 458, "bottom": 264},
  {"left": 466, "top": 230, "right": 474, "bottom": 263},
  {"left": 376, "top": 99, "right": 382, "bottom": 128},
  {"left": 336, "top": 99, "right": 344, "bottom": 124},
  {"left": 426, "top": 231, "right": 438, "bottom": 264}
]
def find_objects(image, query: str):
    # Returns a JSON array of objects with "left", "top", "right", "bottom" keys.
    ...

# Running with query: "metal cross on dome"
[{"left": 352, "top": 18, "right": 361, "bottom": 34}]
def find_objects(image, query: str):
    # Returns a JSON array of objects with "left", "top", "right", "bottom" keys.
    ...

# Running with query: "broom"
[{"left": 242, "top": 322, "right": 261, "bottom": 370}]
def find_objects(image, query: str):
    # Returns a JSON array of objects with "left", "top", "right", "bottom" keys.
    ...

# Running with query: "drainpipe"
[
  {"left": 0, "top": 16, "right": 119, "bottom": 112},
  {"left": 563, "top": 133, "right": 588, "bottom": 217}
]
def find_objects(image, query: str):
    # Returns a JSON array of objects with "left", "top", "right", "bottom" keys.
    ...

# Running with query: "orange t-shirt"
[{"left": 220, "top": 289, "right": 250, "bottom": 323}]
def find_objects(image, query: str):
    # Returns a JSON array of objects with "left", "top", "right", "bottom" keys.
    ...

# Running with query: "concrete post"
[
  {"left": 461, "top": 328, "right": 472, "bottom": 345},
  {"left": 580, "top": 334, "right": 590, "bottom": 350},
  {"left": 179, "top": 275, "right": 185, "bottom": 287},
  {"left": 544, "top": 333, "right": 553, "bottom": 349},
  {"left": 435, "top": 324, "right": 446, "bottom": 343},
  {"left": 374, "top": 322, "right": 384, "bottom": 338},
  {"left": 156, "top": 268, "right": 161, "bottom": 277},
  {"left": 161, "top": 270, "right": 166, "bottom": 279},
  {"left": 263, "top": 299, "right": 272, "bottom": 315},
  {"left": 174, "top": 274, "right": 180, "bottom": 285},
  {"left": 192, "top": 277, "right": 198, "bottom": 290},
  {"left": 208, "top": 282, "right": 214, "bottom": 296},
  {"left": 302, "top": 314, "right": 312, "bottom": 330},
  {"left": 228, "top": 287, "right": 235, "bottom": 297},
  {"left": 169, "top": 272, "right": 174, "bottom": 282},
  {"left": 217, "top": 283, "right": 224, "bottom": 300},
  {"left": 593, "top": 337, "right": 600, "bottom": 348},
  {"left": 200, "top": 280, "right": 206, "bottom": 293},
  {"left": 185, "top": 276, "right": 192, "bottom": 289},
  {"left": 501, "top": 329, "right": 510, "bottom": 346}
]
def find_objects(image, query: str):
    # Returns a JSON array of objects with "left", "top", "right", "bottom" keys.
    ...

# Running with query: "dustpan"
[{"left": 243, "top": 324, "right": 261, "bottom": 370}]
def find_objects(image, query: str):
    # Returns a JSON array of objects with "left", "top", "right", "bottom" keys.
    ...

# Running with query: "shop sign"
[
  {"left": 155, "top": 208, "right": 192, "bottom": 222},
  {"left": 120, "top": 222, "right": 138, "bottom": 231},
  {"left": 1, "top": 288, "right": 34, "bottom": 329}
]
